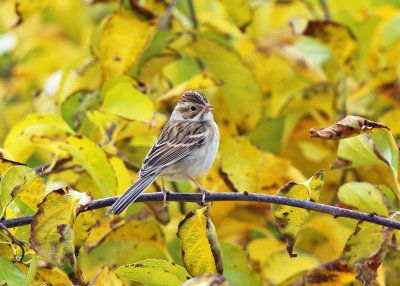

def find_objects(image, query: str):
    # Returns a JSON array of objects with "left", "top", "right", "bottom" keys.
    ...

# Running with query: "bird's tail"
[{"left": 106, "top": 174, "right": 157, "bottom": 215}]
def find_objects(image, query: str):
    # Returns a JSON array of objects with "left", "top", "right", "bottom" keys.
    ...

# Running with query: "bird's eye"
[{"left": 190, "top": 106, "right": 196, "bottom": 111}]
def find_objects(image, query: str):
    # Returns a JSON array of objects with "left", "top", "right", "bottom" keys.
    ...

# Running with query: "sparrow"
[{"left": 106, "top": 90, "right": 219, "bottom": 215}]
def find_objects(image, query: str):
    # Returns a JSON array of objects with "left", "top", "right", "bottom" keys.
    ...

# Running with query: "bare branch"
[{"left": 2, "top": 192, "right": 400, "bottom": 230}]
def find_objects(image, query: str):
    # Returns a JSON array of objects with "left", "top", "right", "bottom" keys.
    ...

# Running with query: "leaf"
[
  {"left": 17, "top": 176, "right": 45, "bottom": 213},
  {"left": 99, "top": 7, "right": 158, "bottom": 80},
  {"left": 115, "top": 259, "right": 191, "bottom": 286},
  {"left": 30, "top": 189, "right": 92, "bottom": 282},
  {"left": 338, "top": 182, "right": 393, "bottom": 216},
  {"left": 304, "top": 20, "right": 357, "bottom": 72},
  {"left": 0, "top": 165, "right": 38, "bottom": 217},
  {"left": 263, "top": 250, "right": 320, "bottom": 285},
  {"left": 220, "top": 0, "right": 252, "bottom": 28},
  {"left": 101, "top": 76, "right": 154, "bottom": 122},
  {"left": 219, "top": 136, "right": 262, "bottom": 192},
  {"left": 182, "top": 274, "right": 232, "bottom": 286},
  {"left": 90, "top": 266, "right": 123, "bottom": 286},
  {"left": 292, "top": 258, "right": 357, "bottom": 285},
  {"left": 0, "top": 256, "right": 26, "bottom": 286},
  {"left": 61, "top": 90, "right": 100, "bottom": 131},
  {"left": 3, "top": 114, "right": 74, "bottom": 162},
  {"left": 103, "top": 217, "right": 166, "bottom": 251},
  {"left": 272, "top": 170, "right": 324, "bottom": 257},
  {"left": 14, "top": 0, "right": 55, "bottom": 26},
  {"left": 24, "top": 254, "right": 38, "bottom": 286},
  {"left": 309, "top": 115, "right": 389, "bottom": 140},
  {"left": 342, "top": 221, "right": 393, "bottom": 285},
  {"left": 60, "top": 135, "right": 117, "bottom": 198},
  {"left": 221, "top": 242, "right": 263, "bottom": 286},
  {"left": 191, "top": 36, "right": 263, "bottom": 132},
  {"left": 73, "top": 210, "right": 95, "bottom": 252},
  {"left": 177, "top": 206, "right": 223, "bottom": 277}
]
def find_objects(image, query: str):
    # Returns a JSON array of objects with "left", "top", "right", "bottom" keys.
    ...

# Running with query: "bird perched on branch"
[{"left": 106, "top": 90, "right": 219, "bottom": 215}]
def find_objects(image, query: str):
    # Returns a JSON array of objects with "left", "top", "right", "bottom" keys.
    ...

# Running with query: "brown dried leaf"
[{"left": 310, "top": 115, "right": 389, "bottom": 140}]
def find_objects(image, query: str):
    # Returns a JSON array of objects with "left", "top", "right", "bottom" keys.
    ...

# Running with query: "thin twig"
[
  {"left": 0, "top": 221, "right": 27, "bottom": 261},
  {"left": 2, "top": 192, "right": 400, "bottom": 230},
  {"left": 158, "top": 0, "right": 180, "bottom": 30},
  {"left": 188, "top": 0, "right": 198, "bottom": 29},
  {"left": 319, "top": 0, "right": 331, "bottom": 21}
]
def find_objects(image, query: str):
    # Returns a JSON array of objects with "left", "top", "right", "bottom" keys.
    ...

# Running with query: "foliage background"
[{"left": 1, "top": 0, "right": 400, "bottom": 285}]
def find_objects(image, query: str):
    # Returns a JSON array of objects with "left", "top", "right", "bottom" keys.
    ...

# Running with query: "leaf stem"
[{"left": 3, "top": 192, "right": 400, "bottom": 230}]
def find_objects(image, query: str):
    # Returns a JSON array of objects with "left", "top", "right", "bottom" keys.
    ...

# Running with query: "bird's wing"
[{"left": 138, "top": 120, "right": 208, "bottom": 177}]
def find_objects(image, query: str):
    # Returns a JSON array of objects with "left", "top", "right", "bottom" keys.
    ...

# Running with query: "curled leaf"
[
  {"left": 272, "top": 170, "right": 324, "bottom": 257},
  {"left": 309, "top": 115, "right": 389, "bottom": 140},
  {"left": 30, "top": 189, "right": 92, "bottom": 283},
  {"left": 177, "top": 206, "right": 223, "bottom": 276},
  {"left": 343, "top": 221, "right": 393, "bottom": 285}
]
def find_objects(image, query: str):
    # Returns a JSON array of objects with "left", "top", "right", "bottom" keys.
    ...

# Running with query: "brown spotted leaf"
[
  {"left": 30, "top": 189, "right": 92, "bottom": 283},
  {"left": 177, "top": 206, "right": 223, "bottom": 277},
  {"left": 304, "top": 20, "right": 356, "bottom": 72},
  {"left": 343, "top": 221, "right": 394, "bottom": 285},
  {"left": 309, "top": 115, "right": 389, "bottom": 140},
  {"left": 272, "top": 170, "right": 324, "bottom": 257},
  {"left": 115, "top": 259, "right": 191, "bottom": 286},
  {"left": 292, "top": 258, "right": 357, "bottom": 285}
]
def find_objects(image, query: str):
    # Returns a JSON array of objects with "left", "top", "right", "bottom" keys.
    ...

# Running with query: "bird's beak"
[{"left": 202, "top": 104, "right": 214, "bottom": 113}]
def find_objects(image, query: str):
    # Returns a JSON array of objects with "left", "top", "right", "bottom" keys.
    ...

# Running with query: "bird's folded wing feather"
[{"left": 138, "top": 120, "right": 208, "bottom": 177}]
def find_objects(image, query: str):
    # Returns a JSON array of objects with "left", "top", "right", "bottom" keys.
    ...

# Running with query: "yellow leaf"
[
  {"left": 220, "top": 136, "right": 262, "bottom": 192},
  {"left": 14, "top": 0, "right": 55, "bottom": 26},
  {"left": 177, "top": 206, "right": 223, "bottom": 277},
  {"left": 103, "top": 217, "right": 166, "bottom": 251},
  {"left": 4, "top": 114, "right": 74, "bottom": 162},
  {"left": 304, "top": 20, "right": 357, "bottom": 73},
  {"left": 60, "top": 135, "right": 117, "bottom": 198},
  {"left": 90, "top": 266, "right": 123, "bottom": 286},
  {"left": 100, "top": 7, "right": 158, "bottom": 80},
  {"left": 263, "top": 250, "right": 320, "bottom": 285},
  {"left": 108, "top": 156, "right": 131, "bottom": 196},
  {"left": 115, "top": 259, "right": 191, "bottom": 286},
  {"left": 30, "top": 189, "right": 92, "bottom": 281},
  {"left": 101, "top": 76, "right": 155, "bottom": 122},
  {"left": 73, "top": 210, "right": 95, "bottom": 251},
  {"left": 272, "top": 170, "right": 324, "bottom": 257},
  {"left": 191, "top": 37, "right": 263, "bottom": 132},
  {"left": 220, "top": 0, "right": 252, "bottom": 28}
]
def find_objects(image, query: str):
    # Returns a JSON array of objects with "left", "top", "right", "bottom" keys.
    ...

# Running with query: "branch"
[
  {"left": 319, "top": 0, "right": 331, "bottom": 21},
  {"left": 3, "top": 192, "right": 400, "bottom": 230}
]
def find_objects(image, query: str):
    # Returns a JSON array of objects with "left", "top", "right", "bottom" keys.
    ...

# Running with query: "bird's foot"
[{"left": 162, "top": 189, "right": 173, "bottom": 207}]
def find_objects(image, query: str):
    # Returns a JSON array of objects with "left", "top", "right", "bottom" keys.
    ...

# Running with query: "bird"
[{"left": 106, "top": 90, "right": 219, "bottom": 215}]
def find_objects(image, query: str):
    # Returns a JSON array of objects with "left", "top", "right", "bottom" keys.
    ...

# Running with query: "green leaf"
[
  {"left": 343, "top": 221, "right": 393, "bottom": 285},
  {"left": 272, "top": 170, "right": 324, "bottom": 257},
  {"left": 221, "top": 242, "right": 263, "bottom": 286},
  {"left": 61, "top": 90, "right": 100, "bottom": 130},
  {"left": 338, "top": 182, "right": 392, "bottom": 216},
  {"left": 0, "top": 165, "right": 38, "bottom": 217},
  {"left": 0, "top": 256, "right": 26, "bottom": 286},
  {"left": 24, "top": 254, "right": 38, "bottom": 286},
  {"left": 115, "top": 259, "right": 191, "bottom": 286},
  {"left": 59, "top": 135, "right": 117, "bottom": 198},
  {"left": 191, "top": 36, "right": 263, "bottom": 132},
  {"left": 30, "top": 189, "right": 92, "bottom": 282},
  {"left": 101, "top": 76, "right": 154, "bottom": 122},
  {"left": 177, "top": 206, "right": 223, "bottom": 277}
]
